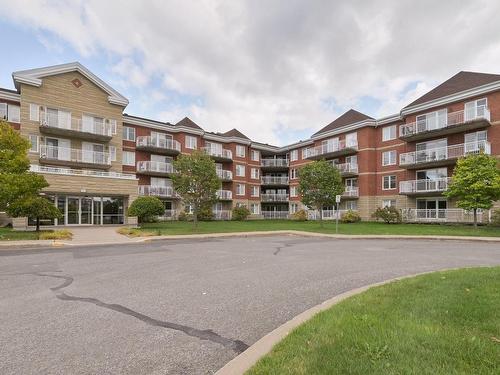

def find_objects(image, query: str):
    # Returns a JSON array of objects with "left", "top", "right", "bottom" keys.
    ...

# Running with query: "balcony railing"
[
  {"left": 335, "top": 162, "right": 358, "bottom": 175},
  {"left": 30, "top": 164, "right": 136, "bottom": 180},
  {"left": 304, "top": 139, "right": 358, "bottom": 159},
  {"left": 261, "top": 193, "right": 289, "bottom": 202},
  {"left": 307, "top": 209, "right": 353, "bottom": 220},
  {"left": 136, "top": 136, "right": 181, "bottom": 153},
  {"left": 39, "top": 145, "right": 111, "bottom": 166},
  {"left": 342, "top": 187, "right": 359, "bottom": 197},
  {"left": 399, "top": 107, "right": 490, "bottom": 137},
  {"left": 216, "top": 169, "right": 233, "bottom": 180},
  {"left": 214, "top": 210, "right": 232, "bottom": 220},
  {"left": 261, "top": 176, "right": 289, "bottom": 185},
  {"left": 202, "top": 147, "right": 232, "bottom": 160},
  {"left": 261, "top": 159, "right": 289, "bottom": 168},
  {"left": 262, "top": 211, "right": 289, "bottom": 219},
  {"left": 402, "top": 209, "right": 485, "bottom": 223},
  {"left": 399, "top": 177, "right": 451, "bottom": 194},
  {"left": 399, "top": 141, "right": 491, "bottom": 166},
  {"left": 136, "top": 161, "right": 175, "bottom": 174},
  {"left": 216, "top": 190, "right": 233, "bottom": 200},
  {"left": 40, "top": 113, "right": 112, "bottom": 137},
  {"left": 138, "top": 185, "right": 177, "bottom": 198}
]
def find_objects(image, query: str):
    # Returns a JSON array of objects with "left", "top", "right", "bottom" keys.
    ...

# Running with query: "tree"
[
  {"left": 7, "top": 196, "right": 62, "bottom": 231},
  {"left": 172, "top": 150, "right": 221, "bottom": 227},
  {"left": 444, "top": 153, "right": 500, "bottom": 227},
  {"left": 128, "top": 196, "right": 165, "bottom": 223},
  {"left": 298, "top": 160, "right": 344, "bottom": 226},
  {"left": 0, "top": 121, "right": 49, "bottom": 213}
]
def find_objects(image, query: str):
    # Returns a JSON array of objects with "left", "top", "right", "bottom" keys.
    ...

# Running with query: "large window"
[
  {"left": 185, "top": 135, "right": 197, "bottom": 149},
  {"left": 251, "top": 168, "right": 259, "bottom": 179},
  {"left": 382, "top": 125, "right": 396, "bottom": 141},
  {"left": 122, "top": 126, "right": 136, "bottom": 141},
  {"left": 236, "top": 145, "right": 245, "bottom": 158},
  {"left": 103, "top": 197, "right": 124, "bottom": 224},
  {"left": 28, "top": 135, "right": 39, "bottom": 153},
  {"left": 236, "top": 183, "right": 245, "bottom": 196},
  {"left": 383, "top": 175, "right": 397, "bottom": 190},
  {"left": 236, "top": 164, "right": 245, "bottom": 177},
  {"left": 0, "top": 103, "right": 20, "bottom": 123},
  {"left": 290, "top": 149, "right": 299, "bottom": 161},
  {"left": 122, "top": 151, "right": 135, "bottom": 166},
  {"left": 251, "top": 186, "right": 259, "bottom": 197},
  {"left": 382, "top": 150, "right": 397, "bottom": 166},
  {"left": 251, "top": 150, "right": 260, "bottom": 161},
  {"left": 290, "top": 186, "right": 298, "bottom": 197}
]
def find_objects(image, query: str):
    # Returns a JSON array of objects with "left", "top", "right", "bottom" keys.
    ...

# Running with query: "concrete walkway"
[{"left": 62, "top": 226, "right": 141, "bottom": 246}]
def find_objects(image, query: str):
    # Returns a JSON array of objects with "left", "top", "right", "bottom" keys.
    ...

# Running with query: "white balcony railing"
[
  {"left": 399, "top": 141, "right": 491, "bottom": 166},
  {"left": 39, "top": 145, "right": 111, "bottom": 165},
  {"left": 214, "top": 210, "right": 232, "bottom": 220},
  {"left": 216, "top": 190, "right": 233, "bottom": 200},
  {"left": 262, "top": 211, "right": 289, "bottom": 219},
  {"left": 216, "top": 169, "right": 233, "bottom": 180},
  {"left": 202, "top": 147, "right": 232, "bottom": 160},
  {"left": 261, "top": 159, "right": 289, "bottom": 168},
  {"left": 136, "top": 136, "right": 181, "bottom": 152},
  {"left": 399, "top": 106, "right": 490, "bottom": 137},
  {"left": 402, "top": 209, "right": 485, "bottom": 223},
  {"left": 40, "top": 113, "right": 112, "bottom": 137},
  {"left": 342, "top": 187, "right": 359, "bottom": 197},
  {"left": 30, "top": 164, "right": 136, "bottom": 180},
  {"left": 136, "top": 161, "right": 175, "bottom": 174},
  {"left": 138, "top": 185, "right": 177, "bottom": 198},
  {"left": 399, "top": 177, "right": 451, "bottom": 194},
  {"left": 307, "top": 209, "right": 352, "bottom": 220},
  {"left": 304, "top": 139, "right": 358, "bottom": 159},
  {"left": 335, "top": 162, "right": 358, "bottom": 175},
  {"left": 261, "top": 176, "right": 289, "bottom": 185},
  {"left": 261, "top": 193, "right": 289, "bottom": 202}
]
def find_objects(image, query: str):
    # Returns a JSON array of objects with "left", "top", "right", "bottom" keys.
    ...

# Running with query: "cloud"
[{"left": 1, "top": 0, "right": 500, "bottom": 145}]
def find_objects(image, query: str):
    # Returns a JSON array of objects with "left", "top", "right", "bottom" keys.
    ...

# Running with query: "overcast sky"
[{"left": 1, "top": 0, "right": 500, "bottom": 145}]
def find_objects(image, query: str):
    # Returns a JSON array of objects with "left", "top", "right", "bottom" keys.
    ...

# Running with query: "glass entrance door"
[
  {"left": 67, "top": 197, "right": 80, "bottom": 224},
  {"left": 66, "top": 197, "right": 94, "bottom": 225},
  {"left": 80, "top": 198, "right": 92, "bottom": 224}
]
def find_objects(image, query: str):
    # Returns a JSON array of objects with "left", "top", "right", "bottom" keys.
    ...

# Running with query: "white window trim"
[
  {"left": 109, "top": 146, "right": 117, "bottom": 162},
  {"left": 290, "top": 149, "right": 299, "bottom": 161},
  {"left": 123, "top": 126, "right": 136, "bottom": 141},
  {"left": 122, "top": 151, "right": 135, "bottom": 166},
  {"left": 382, "top": 175, "right": 397, "bottom": 190},
  {"left": 236, "top": 164, "right": 246, "bottom": 177},
  {"left": 186, "top": 135, "right": 197, "bottom": 149},
  {"left": 7, "top": 104, "right": 20, "bottom": 123},
  {"left": 382, "top": 150, "right": 397, "bottom": 166},
  {"left": 236, "top": 145, "right": 246, "bottom": 158},
  {"left": 28, "top": 135, "right": 39, "bottom": 153},
  {"left": 237, "top": 184, "right": 246, "bottom": 196},
  {"left": 382, "top": 125, "right": 396, "bottom": 141},
  {"left": 251, "top": 150, "right": 260, "bottom": 161}
]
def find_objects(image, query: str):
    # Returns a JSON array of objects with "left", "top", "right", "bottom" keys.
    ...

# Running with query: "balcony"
[
  {"left": 136, "top": 136, "right": 181, "bottom": 156},
  {"left": 304, "top": 140, "right": 358, "bottom": 160},
  {"left": 261, "top": 193, "right": 289, "bottom": 202},
  {"left": 262, "top": 211, "right": 289, "bottom": 219},
  {"left": 402, "top": 209, "right": 485, "bottom": 224},
  {"left": 399, "top": 107, "right": 491, "bottom": 141},
  {"left": 138, "top": 185, "right": 179, "bottom": 198},
  {"left": 214, "top": 210, "right": 232, "bottom": 220},
  {"left": 308, "top": 209, "right": 353, "bottom": 220},
  {"left": 260, "top": 158, "right": 289, "bottom": 170},
  {"left": 261, "top": 176, "right": 289, "bottom": 186},
  {"left": 202, "top": 147, "right": 232, "bottom": 162},
  {"left": 216, "top": 169, "right": 233, "bottom": 181},
  {"left": 335, "top": 162, "right": 358, "bottom": 177},
  {"left": 30, "top": 164, "right": 136, "bottom": 180},
  {"left": 399, "top": 141, "right": 491, "bottom": 169},
  {"left": 136, "top": 161, "right": 175, "bottom": 176},
  {"left": 342, "top": 187, "right": 359, "bottom": 198},
  {"left": 217, "top": 189, "right": 233, "bottom": 200},
  {"left": 399, "top": 177, "right": 451, "bottom": 195},
  {"left": 39, "top": 113, "right": 113, "bottom": 142},
  {"left": 39, "top": 145, "right": 111, "bottom": 169}
]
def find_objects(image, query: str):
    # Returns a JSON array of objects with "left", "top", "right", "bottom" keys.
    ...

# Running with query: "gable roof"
[
  {"left": 222, "top": 128, "right": 250, "bottom": 139},
  {"left": 404, "top": 71, "right": 500, "bottom": 109},
  {"left": 313, "top": 109, "right": 374, "bottom": 136},
  {"left": 175, "top": 117, "right": 203, "bottom": 130},
  {"left": 12, "top": 62, "right": 129, "bottom": 106}
]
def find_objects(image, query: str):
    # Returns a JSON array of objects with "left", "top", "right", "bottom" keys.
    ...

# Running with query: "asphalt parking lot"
[{"left": 1, "top": 235, "right": 499, "bottom": 374}]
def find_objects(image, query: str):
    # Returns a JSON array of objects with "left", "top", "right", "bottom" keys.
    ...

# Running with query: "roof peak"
[{"left": 313, "top": 109, "right": 374, "bottom": 136}]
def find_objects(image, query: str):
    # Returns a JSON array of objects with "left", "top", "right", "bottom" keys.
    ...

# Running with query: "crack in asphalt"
[
  {"left": 35, "top": 273, "right": 249, "bottom": 353},
  {"left": 273, "top": 242, "right": 292, "bottom": 256}
]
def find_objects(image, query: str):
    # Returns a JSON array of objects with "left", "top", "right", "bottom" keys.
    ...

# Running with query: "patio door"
[
  {"left": 416, "top": 199, "right": 447, "bottom": 219},
  {"left": 66, "top": 197, "right": 94, "bottom": 225}
]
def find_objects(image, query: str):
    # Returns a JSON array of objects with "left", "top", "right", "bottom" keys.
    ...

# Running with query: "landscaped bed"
[
  {"left": 136, "top": 220, "right": 500, "bottom": 237},
  {"left": 0, "top": 228, "right": 72, "bottom": 241},
  {"left": 247, "top": 267, "right": 500, "bottom": 374}
]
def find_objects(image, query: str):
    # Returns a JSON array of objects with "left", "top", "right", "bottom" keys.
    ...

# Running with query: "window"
[
  {"left": 251, "top": 168, "right": 259, "bottom": 179},
  {"left": 122, "top": 151, "right": 135, "bottom": 166},
  {"left": 122, "top": 126, "right": 136, "bottom": 141},
  {"left": 251, "top": 186, "right": 259, "bottom": 197},
  {"left": 236, "top": 145, "right": 245, "bottom": 158},
  {"left": 290, "top": 168, "right": 298, "bottom": 179},
  {"left": 382, "top": 150, "right": 397, "bottom": 166},
  {"left": 465, "top": 98, "right": 488, "bottom": 121},
  {"left": 290, "top": 149, "right": 298, "bottom": 161},
  {"left": 382, "top": 199, "right": 396, "bottom": 208},
  {"left": 108, "top": 119, "right": 117, "bottom": 135},
  {"left": 290, "top": 203, "right": 298, "bottom": 214},
  {"left": 236, "top": 164, "right": 246, "bottom": 177},
  {"left": 0, "top": 103, "right": 6, "bottom": 120},
  {"left": 30, "top": 104, "right": 40, "bottom": 121},
  {"left": 236, "top": 183, "right": 245, "bottom": 196},
  {"left": 7, "top": 104, "right": 20, "bottom": 123},
  {"left": 382, "top": 125, "right": 396, "bottom": 141},
  {"left": 109, "top": 146, "right": 117, "bottom": 162},
  {"left": 185, "top": 135, "right": 197, "bottom": 149},
  {"left": 345, "top": 201, "right": 357, "bottom": 210},
  {"left": 416, "top": 109, "right": 447, "bottom": 131},
  {"left": 290, "top": 186, "right": 298, "bottom": 197},
  {"left": 28, "top": 135, "right": 39, "bottom": 153},
  {"left": 383, "top": 175, "right": 396, "bottom": 190},
  {"left": 250, "top": 203, "right": 260, "bottom": 214},
  {"left": 251, "top": 150, "right": 260, "bottom": 161},
  {"left": 345, "top": 132, "right": 358, "bottom": 147}
]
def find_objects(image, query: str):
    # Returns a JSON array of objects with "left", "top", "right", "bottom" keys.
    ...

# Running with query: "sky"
[{"left": 1, "top": 1, "right": 500, "bottom": 146}]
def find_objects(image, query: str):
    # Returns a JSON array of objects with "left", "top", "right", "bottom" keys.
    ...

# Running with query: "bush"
[
  {"left": 291, "top": 209, "right": 307, "bottom": 221},
  {"left": 197, "top": 205, "right": 215, "bottom": 221},
  {"left": 178, "top": 211, "right": 194, "bottom": 221},
  {"left": 491, "top": 209, "right": 500, "bottom": 227},
  {"left": 128, "top": 196, "right": 165, "bottom": 223},
  {"left": 341, "top": 210, "right": 361, "bottom": 223},
  {"left": 232, "top": 206, "right": 250, "bottom": 221},
  {"left": 372, "top": 206, "right": 402, "bottom": 224}
]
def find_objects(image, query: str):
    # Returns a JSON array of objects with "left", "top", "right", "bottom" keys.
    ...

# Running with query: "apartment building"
[{"left": 1, "top": 63, "right": 499, "bottom": 227}]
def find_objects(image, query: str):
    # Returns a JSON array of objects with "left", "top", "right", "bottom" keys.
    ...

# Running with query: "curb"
[{"left": 215, "top": 268, "right": 465, "bottom": 375}]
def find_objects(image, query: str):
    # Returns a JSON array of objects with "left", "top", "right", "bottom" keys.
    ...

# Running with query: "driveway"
[{"left": 1, "top": 235, "right": 499, "bottom": 374}]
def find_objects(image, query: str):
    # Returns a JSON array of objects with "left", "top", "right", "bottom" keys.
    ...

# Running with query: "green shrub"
[
  {"left": 341, "top": 210, "right": 361, "bottom": 223},
  {"left": 372, "top": 206, "right": 402, "bottom": 224},
  {"left": 178, "top": 211, "right": 194, "bottom": 221},
  {"left": 128, "top": 196, "right": 165, "bottom": 223},
  {"left": 491, "top": 209, "right": 500, "bottom": 227},
  {"left": 197, "top": 205, "right": 215, "bottom": 221},
  {"left": 291, "top": 209, "right": 307, "bottom": 221},
  {"left": 232, "top": 206, "right": 250, "bottom": 221}
]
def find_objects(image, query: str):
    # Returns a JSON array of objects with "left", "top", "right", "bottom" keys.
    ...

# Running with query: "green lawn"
[
  {"left": 248, "top": 267, "right": 500, "bottom": 375},
  {"left": 140, "top": 220, "right": 500, "bottom": 237},
  {"left": 0, "top": 227, "right": 41, "bottom": 241}
]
